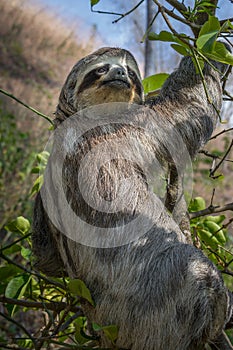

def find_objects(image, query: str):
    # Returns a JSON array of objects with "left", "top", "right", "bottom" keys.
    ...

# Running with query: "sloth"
[{"left": 33, "top": 47, "right": 233, "bottom": 349}]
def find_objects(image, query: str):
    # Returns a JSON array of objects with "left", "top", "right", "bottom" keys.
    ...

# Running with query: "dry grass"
[
  {"left": 0, "top": 0, "right": 97, "bottom": 119},
  {"left": 0, "top": 0, "right": 99, "bottom": 224}
]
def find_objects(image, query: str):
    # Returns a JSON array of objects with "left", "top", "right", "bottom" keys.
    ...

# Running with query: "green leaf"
[
  {"left": 198, "top": 228, "right": 219, "bottom": 248},
  {"left": 21, "top": 246, "right": 32, "bottom": 260},
  {"left": 36, "top": 151, "right": 50, "bottom": 165},
  {"left": 170, "top": 44, "right": 190, "bottom": 56},
  {"left": 148, "top": 31, "right": 181, "bottom": 44},
  {"left": 204, "top": 42, "right": 233, "bottom": 65},
  {"left": 91, "top": 0, "right": 100, "bottom": 6},
  {"left": 203, "top": 220, "right": 221, "bottom": 233},
  {"left": 30, "top": 174, "right": 44, "bottom": 197},
  {"left": 68, "top": 279, "right": 95, "bottom": 306},
  {"left": 5, "top": 274, "right": 30, "bottom": 298},
  {"left": 15, "top": 339, "right": 33, "bottom": 349},
  {"left": 189, "top": 197, "right": 206, "bottom": 212},
  {"left": 92, "top": 322, "right": 102, "bottom": 332},
  {"left": 142, "top": 73, "right": 169, "bottom": 94},
  {"left": 198, "top": 1, "right": 217, "bottom": 7},
  {"left": 196, "top": 16, "right": 221, "bottom": 53},
  {"left": 92, "top": 323, "right": 118, "bottom": 343},
  {"left": 75, "top": 317, "right": 89, "bottom": 345},
  {"left": 196, "top": 30, "right": 219, "bottom": 52},
  {"left": 5, "top": 274, "right": 31, "bottom": 315},
  {"left": 102, "top": 325, "right": 118, "bottom": 343},
  {"left": 149, "top": 31, "right": 189, "bottom": 44},
  {"left": 215, "top": 230, "right": 226, "bottom": 245},
  {"left": 0, "top": 266, "right": 21, "bottom": 280},
  {"left": 5, "top": 216, "right": 30, "bottom": 235},
  {"left": 205, "top": 215, "right": 225, "bottom": 225},
  {"left": 203, "top": 221, "right": 226, "bottom": 244},
  {"left": 31, "top": 165, "right": 46, "bottom": 174},
  {"left": 3, "top": 243, "right": 21, "bottom": 255},
  {"left": 198, "top": 16, "right": 220, "bottom": 37},
  {"left": 220, "top": 20, "right": 233, "bottom": 32}
]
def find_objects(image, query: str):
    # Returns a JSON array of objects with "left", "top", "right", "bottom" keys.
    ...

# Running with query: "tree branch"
[
  {"left": 0, "top": 88, "right": 54, "bottom": 126},
  {"left": 0, "top": 295, "right": 82, "bottom": 314},
  {"left": 189, "top": 202, "right": 233, "bottom": 219},
  {"left": 164, "top": 0, "right": 187, "bottom": 14}
]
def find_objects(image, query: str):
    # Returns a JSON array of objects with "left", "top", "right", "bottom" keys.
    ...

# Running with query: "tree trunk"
[{"left": 144, "top": 0, "right": 156, "bottom": 77}]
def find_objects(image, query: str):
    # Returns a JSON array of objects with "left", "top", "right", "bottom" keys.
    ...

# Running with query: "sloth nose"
[{"left": 112, "top": 66, "right": 126, "bottom": 77}]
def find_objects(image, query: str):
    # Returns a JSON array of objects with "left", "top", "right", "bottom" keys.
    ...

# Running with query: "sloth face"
[
  {"left": 75, "top": 59, "right": 143, "bottom": 109},
  {"left": 56, "top": 48, "right": 144, "bottom": 123}
]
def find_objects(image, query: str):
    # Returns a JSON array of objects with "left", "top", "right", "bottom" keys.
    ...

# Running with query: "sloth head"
[{"left": 55, "top": 47, "right": 144, "bottom": 124}]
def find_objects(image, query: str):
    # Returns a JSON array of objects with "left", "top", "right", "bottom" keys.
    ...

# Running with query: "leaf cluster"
[
  {"left": 0, "top": 215, "right": 118, "bottom": 349},
  {"left": 189, "top": 197, "right": 233, "bottom": 273}
]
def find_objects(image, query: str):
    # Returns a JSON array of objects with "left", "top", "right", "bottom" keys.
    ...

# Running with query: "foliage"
[
  {"left": 189, "top": 197, "right": 232, "bottom": 268},
  {"left": 0, "top": 104, "right": 36, "bottom": 226},
  {"left": 0, "top": 214, "right": 117, "bottom": 349}
]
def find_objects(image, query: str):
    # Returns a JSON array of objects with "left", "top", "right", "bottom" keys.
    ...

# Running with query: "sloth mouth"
[{"left": 101, "top": 79, "right": 130, "bottom": 89}]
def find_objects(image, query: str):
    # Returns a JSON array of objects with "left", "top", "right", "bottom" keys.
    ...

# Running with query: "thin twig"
[
  {"left": 0, "top": 252, "right": 66, "bottom": 290},
  {"left": 0, "top": 311, "right": 36, "bottom": 346},
  {"left": 210, "top": 128, "right": 233, "bottom": 140},
  {"left": 153, "top": 0, "right": 194, "bottom": 49},
  {"left": 192, "top": 49, "right": 212, "bottom": 103},
  {"left": 52, "top": 304, "right": 73, "bottom": 335},
  {"left": 222, "top": 269, "right": 233, "bottom": 277},
  {"left": 199, "top": 149, "right": 233, "bottom": 163},
  {"left": 91, "top": 0, "right": 145, "bottom": 24},
  {"left": 0, "top": 343, "right": 28, "bottom": 350},
  {"left": 209, "top": 139, "right": 233, "bottom": 177},
  {"left": 155, "top": 1, "right": 200, "bottom": 30},
  {"left": 0, "top": 232, "right": 32, "bottom": 252},
  {"left": 223, "top": 89, "right": 233, "bottom": 101},
  {"left": 210, "top": 188, "right": 215, "bottom": 207},
  {"left": 141, "top": 10, "right": 160, "bottom": 43},
  {"left": 164, "top": 0, "right": 187, "bottom": 14},
  {"left": 35, "top": 310, "right": 57, "bottom": 350},
  {"left": 0, "top": 88, "right": 54, "bottom": 126},
  {"left": 113, "top": 0, "right": 145, "bottom": 24},
  {"left": 220, "top": 18, "right": 233, "bottom": 25},
  {"left": 58, "top": 311, "right": 83, "bottom": 332}
]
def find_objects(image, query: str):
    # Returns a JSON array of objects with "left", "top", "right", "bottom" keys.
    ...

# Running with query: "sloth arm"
[
  {"left": 144, "top": 57, "right": 227, "bottom": 233},
  {"left": 146, "top": 56, "right": 226, "bottom": 159}
]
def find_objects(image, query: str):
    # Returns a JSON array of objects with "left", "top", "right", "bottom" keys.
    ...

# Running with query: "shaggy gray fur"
[{"left": 33, "top": 47, "right": 233, "bottom": 349}]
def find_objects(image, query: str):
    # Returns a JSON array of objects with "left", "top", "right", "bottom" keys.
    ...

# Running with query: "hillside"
[{"left": 0, "top": 0, "right": 98, "bottom": 224}]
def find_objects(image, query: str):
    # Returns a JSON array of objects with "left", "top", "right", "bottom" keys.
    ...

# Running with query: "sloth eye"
[
  {"left": 128, "top": 69, "right": 136, "bottom": 78},
  {"left": 97, "top": 66, "right": 108, "bottom": 74}
]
